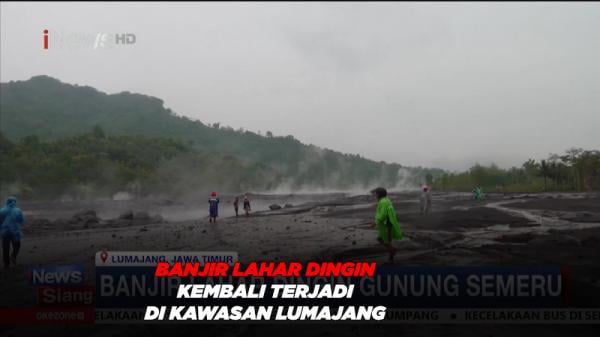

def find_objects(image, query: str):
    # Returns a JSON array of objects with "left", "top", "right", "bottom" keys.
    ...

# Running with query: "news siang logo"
[
  {"left": 28, "top": 265, "right": 85, "bottom": 286},
  {"left": 37, "top": 286, "right": 95, "bottom": 307},
  {"left": 43, "top": 29, "right": 136, "bottom": 50}
]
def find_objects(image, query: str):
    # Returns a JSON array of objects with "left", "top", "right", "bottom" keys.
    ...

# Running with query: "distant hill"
[{"left": 1, "top": 76, "right": 436, "bottom": 196}]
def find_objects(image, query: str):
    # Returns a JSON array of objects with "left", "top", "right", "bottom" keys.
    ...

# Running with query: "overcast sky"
[{"left": 1, "top": 2, "right": 599, "bottom": 170}]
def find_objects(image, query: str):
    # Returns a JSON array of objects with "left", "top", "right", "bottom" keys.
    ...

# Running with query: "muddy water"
[
  {"left": 487, "top": 200, "right": 600, "bottom": 231},
  {"left": 324, "top": 192, "right": 600, "bottom": 253}
]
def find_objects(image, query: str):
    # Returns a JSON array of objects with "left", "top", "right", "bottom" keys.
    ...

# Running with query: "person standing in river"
[
  {"left": 233, "top": 196, "right": 239, "bottom": 218},
  {"left": 208, "top": 192, "right": 220, "bottom": 223},
  {"left": 243, "top": 195, "right": 251, "bottom": 217},
  {"left": 420, "top": 185, "right": 432, "bottom": 214},
  {"left": 371, "top": 187, "right": 403, "bottom": 262}
]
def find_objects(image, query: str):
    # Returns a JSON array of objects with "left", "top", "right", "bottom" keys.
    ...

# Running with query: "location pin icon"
[{"left": 100, "top": 250, "right": 108, "bottom": 263}]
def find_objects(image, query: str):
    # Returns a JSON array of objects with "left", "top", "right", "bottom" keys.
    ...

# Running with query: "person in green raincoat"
[
  {"left": 371, "top": 187, "right": 403, "bottom": 261},
  {"left": 472, "top": 186, "right": 484, "bottom": 201}
]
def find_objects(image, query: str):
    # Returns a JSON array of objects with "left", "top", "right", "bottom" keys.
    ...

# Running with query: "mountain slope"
[{"left": 1, "top": 76, "right": 433, "bottom": 192}]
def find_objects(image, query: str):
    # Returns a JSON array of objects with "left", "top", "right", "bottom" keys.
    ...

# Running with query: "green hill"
[{"left": 1, "top": 76, "right": 433, "bottom": 198}]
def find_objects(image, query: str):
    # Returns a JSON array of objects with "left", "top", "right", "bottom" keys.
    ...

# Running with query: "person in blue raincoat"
[
  {"left": 208, "top": 192, "right": 220, "bottom": 223},
  {"left": 0, "top": 196, "right": 25, "bottom": 268}
]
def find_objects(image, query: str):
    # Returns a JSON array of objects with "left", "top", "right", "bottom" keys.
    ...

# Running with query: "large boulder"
[
  {"left": 109, "top": 210, "right": 164, "bottom": 227},
  {"left": 134, "top": 211, "right": 151, "bottom": 220},
  {"left": 132, "top": 211, "right": 151, "bottom": 226},
  {"left": 269, "top": 204, "right": 282, "bottom": 211},
  {"left": 112, "top": 191, "right": 133, "bottom": 201},
  {"left": 52, "top": 218, "right": 70, "bottom": 228},
  {"left": 119, "top": 210, "right": 134, "bottom": 220},
  {"left": 73, "top": 210, "right": 98, "bottom": 221},
  {"left": 106, "top": 219, "right": 132, "bottom": 227},
  {"left": 72, "top": 210, "right": 100, "bottom": 227},
  {"left": 30, "top": 218, "right": 52, "bottom": 228}
]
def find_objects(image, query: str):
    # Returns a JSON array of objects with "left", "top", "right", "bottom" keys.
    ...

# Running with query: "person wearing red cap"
[
  {"left": 208, "top": 192, "right": 220, "bottom": 223},
  {"left": 420, "top": 185, "right": 432, "bottom": 215}
]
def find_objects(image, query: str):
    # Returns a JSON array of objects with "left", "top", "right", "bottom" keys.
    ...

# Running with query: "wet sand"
[{"left": 1, "top": 192, "right": 600, "bottom": 336}]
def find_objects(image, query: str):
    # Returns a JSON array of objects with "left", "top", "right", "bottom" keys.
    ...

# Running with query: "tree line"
[{"left": 434, "top": 148, "right": 600, "bottom": 192}]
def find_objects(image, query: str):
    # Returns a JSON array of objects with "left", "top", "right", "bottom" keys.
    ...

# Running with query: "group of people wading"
[{"left": 208, "top": 192, "right": 251, "bottom": 223}]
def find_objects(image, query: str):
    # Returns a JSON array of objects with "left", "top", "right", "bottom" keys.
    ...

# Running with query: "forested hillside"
[{"left": 1, "top": 76, "right": 436, "bottom": 198}]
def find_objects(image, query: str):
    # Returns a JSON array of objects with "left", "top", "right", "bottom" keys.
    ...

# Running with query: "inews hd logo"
[{"left": 43, "top": 29, "right": 136, "bottom": 50}]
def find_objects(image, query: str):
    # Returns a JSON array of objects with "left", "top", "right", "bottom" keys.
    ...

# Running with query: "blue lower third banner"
[{"left": 95, "top": 254, "right": 568, "bottom": 317}]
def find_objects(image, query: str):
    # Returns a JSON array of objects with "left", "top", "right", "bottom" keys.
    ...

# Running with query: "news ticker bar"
[
  {"left": 97, "top": 308, "right": 600, "bottom": 324},
  {"left": 0, "top": 308, "right": 598, "bottom": 324}
]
